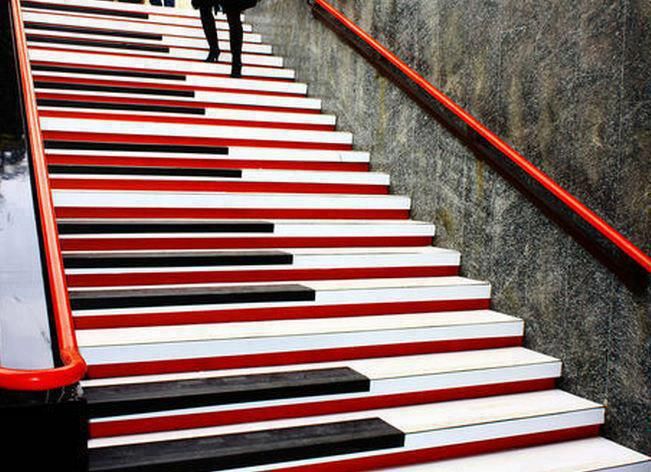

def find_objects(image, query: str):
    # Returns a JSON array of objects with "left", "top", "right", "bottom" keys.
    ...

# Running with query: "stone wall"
[{"left": 248, "top": 0, "right": 650, "bottom": 453}]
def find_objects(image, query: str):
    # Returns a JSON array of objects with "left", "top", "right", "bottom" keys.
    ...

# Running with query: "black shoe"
[
  {"left": 230, "top": 62, "right": 242, "bottom": 78},
  {"left": 205, "top": 49, "right": 220, "bottom": 63}
]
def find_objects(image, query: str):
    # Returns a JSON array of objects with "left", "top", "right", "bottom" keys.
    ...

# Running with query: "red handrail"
[
  {"left": 1, "top": 0, "right": 86, "bottom": 391},
  {"left": 313, "top": 0, "right": 651, "bottom": 273}
]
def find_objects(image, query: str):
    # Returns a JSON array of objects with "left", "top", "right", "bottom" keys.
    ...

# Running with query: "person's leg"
[
  {"left": 149, "top": 0, "right": 162, "bottom": 5},
  {"left": 226, "top": 9, "right": 243, "bottom": 77},
  {"left": 164, "top": 0, "right": 174, "bottom": 7},
  {"left": 199, "top": 5, "right": 220, "bottom": 62}
]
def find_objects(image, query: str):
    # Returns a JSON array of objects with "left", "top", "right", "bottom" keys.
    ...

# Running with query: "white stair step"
[
  {"left": 23, "top": 0, "right": 242, "bottom": 21},
  {"left": 26, "top": 38, "right": 284, "bottom": 67},
  {"left": 37, "top": 87, "right": 321, "bottom": 111},
  {"left": 65, "top": 247, "right": 456, "bottom": 275},
  {"left": 387, "top": 438, "right": 651, "bottom": 472},
  {"left": 33, "top": 70, "right": 308, "bottom": 95},
  {"left": 29, "top": 48, "right": 294, "bottom": 79},
  {"left": 22, "top": 9, "right": 260, "bottom": 40},
  {"left": 25, "top": 16, "right": 253, "bottom": 37},
  {"left": 24, "top": 26, "right": 265, "bottom": 50},
  {"left": 85, "top": 347, "right": 559, "bottom": 426},
  {"left": 88, "top": 390, "right": 603, "bottom": 452},
  {"left": 58, "top": 221, "right": 433, "bottom": 238},
  {"left": 82, "top": 347, "right": 554, "bottom": 389},
  {"left": 45, "top": 147, "right": 369, "bottom": 163},
  {"left": 41, "top": 117, "right": 350, "bottom": 144},
  {"left": 64, "top": 246, "right": 454, "bottom": 257},
  {"left": 52, "top": 191, "right": 411, "bottom": 211},
  {"left": 39, "top": 106, "right": 334, "bottom": 127},
  {"left": 77, "top": 308, "right": 518, "bottom": 346},
  {"left": 50, "top": 168, "right": 389, "bottom": 185},
  {"left": 71, "top": 276, "right": 490, "bottom": 316}
]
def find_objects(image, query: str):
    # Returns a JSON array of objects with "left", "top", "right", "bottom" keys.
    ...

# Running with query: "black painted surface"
[
  {"left": 32, "top": 64, "right": 185, "bottom": 81},
  {"left": 70, "top": 283, "right": 316, "bottom": 310},
  {"left": 64, "top": 250, "right": 293, "bottom": 268},
  {"left": 38, "top": 98, "right": 204, "bottom": 115},
  {"left": 49, "top": 164, "right": 243, "bottom": 178},
  {"left": 25, "top": 22, "right": 164, "bottom": 41},
  {"left": 89, "top": 418, "right": 403, "bottom": 472},
  {"left": 27, "top": 34, "right": 170, "bottom": 53},
  {"left": 58, "top": 220, "right": 274, "bottom": 234},
  {"left": 34, "top": 81, "right": 194, "bottom": 97},
  {"left": 44, "top": 141, "right": 229, "bottom": 154},
  {"left": 2, "top": 396, "right": 88, "bottom": 472},
  {"left": 21, "top": 1, "right": 149, "bottom": 19},
  {"left": 86, "top": 367, "right": 370, "bottom": 417}
]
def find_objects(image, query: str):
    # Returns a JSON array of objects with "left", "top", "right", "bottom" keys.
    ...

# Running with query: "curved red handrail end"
[
  {"left": 313, "top": 0, "right": 651, "bottom": 274},
  {"left": 0, "top": 351, "right": 87, "bottom": 392},
  {"left": 2, "top": 0, "right": 87, "bottom": 391}
]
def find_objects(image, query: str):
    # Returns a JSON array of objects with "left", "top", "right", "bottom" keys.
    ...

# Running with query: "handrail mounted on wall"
[{"left": 308, "top": 0, "right": 650, "bottom": 291}]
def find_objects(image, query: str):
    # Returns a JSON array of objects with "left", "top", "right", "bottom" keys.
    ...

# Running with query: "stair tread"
[
  {"left": 63, "top": 247, "right": 457, "bottom": 272},
  {"left": 387, "top": 438, "right": 651, "bottom": 472},
  {"left": 89, "top": 417, "right": 402, "bottom": 472},
  {"left": 88, "top": 390, "right": 601, "bottom": 449},
  {"left": 70, "top": 282, "right": 316, "bottom": 310},
  {"left": 85, "top": 367, "right": 370, "bottom": 417},
  {"left": 77, "top": 309, "right": 518, "bottom": 348},
  {"left": 82, "top": 347, "right": 557, "bottom": 389}
]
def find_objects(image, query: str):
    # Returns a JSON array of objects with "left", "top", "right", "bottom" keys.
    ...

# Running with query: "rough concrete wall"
[{"left": 249, "top": 0, "right": 650, "bottom": 452}]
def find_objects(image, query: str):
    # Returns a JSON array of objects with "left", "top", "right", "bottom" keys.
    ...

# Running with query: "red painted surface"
[
  {"left": 46, "top": 155, "right": 370, "bottom": 172},
  {"left": 40, "top": 109, "right": 334, "bottom": 131},
  {"left": 74, "top": 298, "right": 491, "bottom": 330},
  {"left": 313, "top": 0, "right": 651, "bottom": 273},
  {"left": 59, "top": 236, "right": 433, "bottom": 251},
  {"left": 50, "top": 178, "right": 387, "bottom": 195},
  {"left": 56, "top": 207, "right": 410, "bottom": 220},
  {"left": 37, "top": 90, "right": 321, "bottom": 114},
  {"left": 90, "top": 378, "right": 557, "bottom": 438},
  {"left": 33, "top": 74, "right": 305, "bottom": 98},
  {"left": 42, "top": 131, "right": 354, "bottom": 151},
  {"left": 276, "top": 424, "right": 601, "bottom": 471},
  {"left": 0, "top": 0, "right": 86, "bottom": 390},
  {"left": 85, "top": 336, "right": 522, "bottom": 378},
  {"left": 67, "top": 266, "right": 460, "bottom": 288}
]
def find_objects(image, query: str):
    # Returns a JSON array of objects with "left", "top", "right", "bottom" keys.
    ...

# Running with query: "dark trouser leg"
[
  {"left": 226, "top": 9, "right": 243, "bottom": 77},
  {"left": 200, "top": 5, "right": 220, "bottom": 59}
]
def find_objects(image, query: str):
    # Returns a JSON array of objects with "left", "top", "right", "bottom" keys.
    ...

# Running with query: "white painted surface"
[
  {"left": 385, "top": 438, "right": 651, "bottom": 472},
  {"left": 52, "top": 190, "right": 411, "bottom": 209},
  {"left": 29, "top": 48, "right": 294, "bottom": 78}
]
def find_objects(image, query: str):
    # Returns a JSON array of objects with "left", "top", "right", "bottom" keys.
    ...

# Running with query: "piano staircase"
[{"left": 17, "top": 0, "right": 650, "bottom": 469}]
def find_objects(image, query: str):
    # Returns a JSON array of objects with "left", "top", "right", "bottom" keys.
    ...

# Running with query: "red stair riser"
[
  {"left": 50, "top": 179, "right": 387, "bottom": 195},
  {"left": 34, "top": 75, "right": 304, "bottom": 98},
  {"left": 37, "top": 91, "right": 322, "bottom": 114},
  {"left": 56, "top": 208, "right": 410, "bottom": 220},
  {"left": 40, "top": 110, "right": 334, "bottom": 131},
  {"left": 59, "top": 236, "right": 433, "bottom": 251},
  {"left": 90, "top": 378, "right": 557, "bottom": 438},
  {"left": 42, "top": 131, "right": 353, "bottom": 151},
  {"left": 67, "top": 266, "right": 460, "bottom": 288},
  {"left": 85, "top": 336, "right": 523, "bottom": 378},
  {"left": 47, "top": 155, "right": 370, "bottom": 172},
  {"left": 74, "top": 299, "right": 492, "bottom": 330},
  {"left": 276, "top": 425, "right": 602, "bottom": 472}
]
